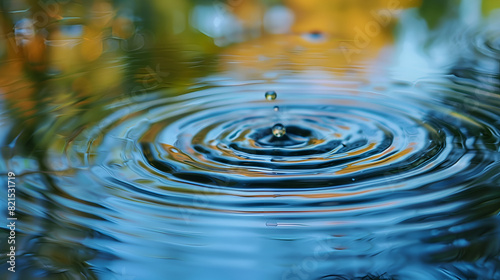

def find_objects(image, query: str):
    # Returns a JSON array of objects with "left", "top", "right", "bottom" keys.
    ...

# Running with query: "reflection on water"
[{"left": 1, "top": 1, "right": 500, "bottom": 279}]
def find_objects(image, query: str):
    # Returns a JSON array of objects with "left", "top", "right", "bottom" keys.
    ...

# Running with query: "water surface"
[{"left": 1, "top": 1, "right": 500, "bottom": 279}]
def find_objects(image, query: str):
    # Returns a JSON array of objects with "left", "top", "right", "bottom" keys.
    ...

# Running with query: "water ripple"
[
  {"left": 55, "top": 78, "right": 499, "bottom": 212},
  {"left": 34, "top": 76, "right": 500, "bottom": 279}
]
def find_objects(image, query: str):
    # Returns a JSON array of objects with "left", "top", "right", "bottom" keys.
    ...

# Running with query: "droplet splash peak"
[{"left": 272, "top": 123, "right": 286, "bottom": 138}]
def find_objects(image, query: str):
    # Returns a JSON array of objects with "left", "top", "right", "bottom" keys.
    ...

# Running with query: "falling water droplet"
[
  {"left": 272, "top": 123, "right": 286, "bottom": 138},
  {"left": 274, "top": 106, "right": 279, "bottom": 112},
  {"left": 265, "top": 91, "right": 277, "bottom": 101}
]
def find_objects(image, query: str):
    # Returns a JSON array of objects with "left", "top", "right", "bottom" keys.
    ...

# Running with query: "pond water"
[{"left": 1, "top": 1, "right": 500, "bottom": 279}]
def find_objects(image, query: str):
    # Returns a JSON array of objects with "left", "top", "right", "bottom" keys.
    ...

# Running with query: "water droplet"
[
  {"left": 352, "top": 178, "right": 356, "bottom": 181},
  {"left": 265, "top": 91, "right": 277, "bottom": 101},
  {"left": 273, "top": 106, "right": 279, "bottom": 112},
  {"left": 272, "top": 123, "right": 286, "bottom": 138}
]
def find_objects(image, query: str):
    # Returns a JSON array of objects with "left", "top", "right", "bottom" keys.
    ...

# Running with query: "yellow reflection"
[
  {"left": 223, "top": 0, "right": 421, "bottom": 76},
  {"left": 336, "top": 145, "right": 414, "bottom": 175},
  {"left": 90, "top": 0, "right": 114, "bottom": 29},
  {"left": 81, "top": 27, "right": 103, "bottom": 62}
]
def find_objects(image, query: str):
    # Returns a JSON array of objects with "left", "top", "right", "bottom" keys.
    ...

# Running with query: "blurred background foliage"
[
  {"left": 482, "top": 0, "right": 500, "bottom": 16},
  {"left": 0, "top": 0, "right": 497, "bottom": 161},
  {"left": 417, "top": 0, "right": 460, "bottom": 30}
]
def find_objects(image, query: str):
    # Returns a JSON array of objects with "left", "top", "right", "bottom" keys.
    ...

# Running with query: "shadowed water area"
[{"left": 1, "top": 1, "right": 500, "bottom": 279}]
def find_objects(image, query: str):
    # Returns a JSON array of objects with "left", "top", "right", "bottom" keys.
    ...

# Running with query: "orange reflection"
[
  {"left": 81, "top": 27, "right": 103, "bottom": 62},
  {"left": 336, "top": 145, "right": 414, "bottom": 175},
  {"left": 223, "top": 0, "right": 421, "bottom": 76}
]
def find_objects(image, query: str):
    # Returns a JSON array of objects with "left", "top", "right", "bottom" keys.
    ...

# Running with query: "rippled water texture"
[{"left": 1, "top": 1, "right": 500, "bottom": 280}]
